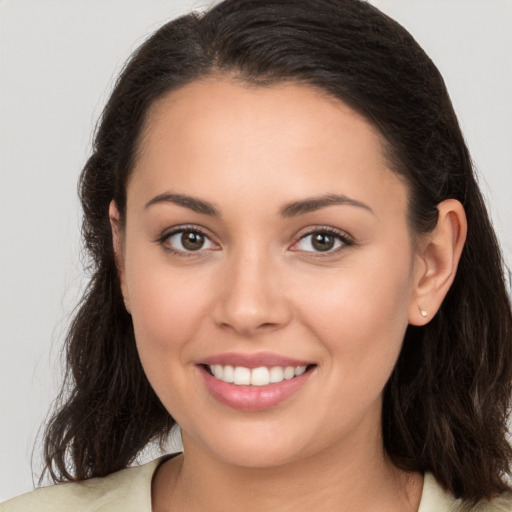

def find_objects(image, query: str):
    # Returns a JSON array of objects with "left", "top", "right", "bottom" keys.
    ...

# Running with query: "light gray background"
[{"left": 1, "top": 0, "right": 511, "bottom": 501}]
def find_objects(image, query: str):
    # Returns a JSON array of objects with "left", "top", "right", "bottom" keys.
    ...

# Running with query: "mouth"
[
  {"left": 202, "top": 363, "right": 315, "bottom": 386},
  {"left": 196, "top": 354, "right": 317, "bottom": 411}
]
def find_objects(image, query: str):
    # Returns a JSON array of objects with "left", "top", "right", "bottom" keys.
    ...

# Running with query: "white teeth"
[
  {"left": 233, "top": 366, "right": 251, "bottom": 385},
  {"left": 250, "top": 367, "right": 270, "bottom": 386},
  {"left": 222, "top": 365, "right": 234, "bottom": 383},
  {"left": 269, "top": 366, "right": 284, "bottom": 383},
  {"left": 208, "top": 364, "right": 308, "bottom": 386},
  {"left": 212, "top": 364, "right": 223, "bottom": 379},
  {"left": 294, "top": 365, "right": 306, "bottom": 376},
  {"left": 283, "top": 366, "right": 295, "bottom": 380}
]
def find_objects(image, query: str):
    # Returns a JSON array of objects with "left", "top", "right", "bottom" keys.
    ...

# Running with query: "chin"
[
  {"left": 215, "top": 442, "right": 304, "bottom": 469},
  {"left": 182, "top": 419, "right": 317, "bottom": 469}
]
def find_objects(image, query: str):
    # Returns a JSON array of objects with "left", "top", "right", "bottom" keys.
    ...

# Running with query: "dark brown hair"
[{"left": 41, "top": 0, "right": 512, "bottom": 504}]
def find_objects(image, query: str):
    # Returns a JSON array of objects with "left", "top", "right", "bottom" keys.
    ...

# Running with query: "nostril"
[{"left": 259, "top": 322, "right": 280, "bottom": 329}]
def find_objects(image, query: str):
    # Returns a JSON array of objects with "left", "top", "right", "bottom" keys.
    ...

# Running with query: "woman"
[{"left": 2, "top": 0, "right": 511, "bottom": 510}]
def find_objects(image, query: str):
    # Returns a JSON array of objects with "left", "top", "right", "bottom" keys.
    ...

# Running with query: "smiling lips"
[
  {"left": 198, "top": 353, "right": 315, "bottom": 411},
  {"left": 209, "top": 364, "right": 307, "bottom": 386}
]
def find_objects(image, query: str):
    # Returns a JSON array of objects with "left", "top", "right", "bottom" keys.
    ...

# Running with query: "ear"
[
  {"left": 408, "top": 199, "right": 467, "bottom": 326},
  {"left": 109, "top": 200, "right": 130, "bottom": 313}
]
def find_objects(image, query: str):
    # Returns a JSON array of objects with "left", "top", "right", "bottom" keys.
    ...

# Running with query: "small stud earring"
[{"left": 420, "top": 309, "right": 428, "bottom": 318}]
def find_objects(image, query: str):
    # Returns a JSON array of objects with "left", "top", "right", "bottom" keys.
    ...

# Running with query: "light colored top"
[{"left": 1, "top": 457, "right": 512, "bottom": 511}]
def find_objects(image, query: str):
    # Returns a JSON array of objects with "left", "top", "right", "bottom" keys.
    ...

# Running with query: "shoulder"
[
  {"left": 0, "top": 457, "right": 167, "bottom": 512},
  {"left": 473, "top": 493, "right": 512, "bottom": 512},
  {"left": 420, "top": 473, "right": 512, "bottom": 512}
]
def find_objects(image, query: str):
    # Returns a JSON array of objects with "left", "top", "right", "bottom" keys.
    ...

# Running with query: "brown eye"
[
  {"left": 164, "top": 228, "right": 216, "bottom": 253},
  {"left": 311, "top": 233, "right": 336, "bottom": 252},
  {"left": 181, "top": 230, "right": 205, "bottom": 251},
  {"left": 293, "top": 229, "right": 350, "bottom": 254}
]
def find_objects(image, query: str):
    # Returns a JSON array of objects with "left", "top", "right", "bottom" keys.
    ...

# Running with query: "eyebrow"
[
  {"left": 145, "top": 193, "right": 220, "bottom": 216},
  {"left": 280, "top": 194, "right": 375, "bottom": 217},
  {"left": 144, "top": 192, "right": 374, "bottom": 218}
]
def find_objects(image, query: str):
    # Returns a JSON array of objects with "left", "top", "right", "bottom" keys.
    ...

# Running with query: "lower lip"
[{"left": 198, "top": 366, "right": 314, "bottom": 411}]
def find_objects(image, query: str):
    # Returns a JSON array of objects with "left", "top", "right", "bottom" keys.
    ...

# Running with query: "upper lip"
[{"left": 198, "top": 352, "right": 314, "bottom": 369}]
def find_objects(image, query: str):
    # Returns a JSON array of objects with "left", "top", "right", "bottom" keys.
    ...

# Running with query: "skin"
[{"left": 110, "top": 79, "right": 467, "bottom": 511}]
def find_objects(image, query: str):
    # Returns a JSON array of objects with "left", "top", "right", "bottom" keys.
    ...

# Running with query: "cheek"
[
  {"left": 296, "top": 245, "right": 415, "bottom": 388},
  {"left": 125, "top": 266, "right": 216, "bottom": 423},
  {"left": 124, "top": 249, "right": 212, "bottom": 374}
]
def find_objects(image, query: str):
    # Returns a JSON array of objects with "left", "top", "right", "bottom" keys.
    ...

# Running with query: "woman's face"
[{"left": 115, "top": 80, "right": 423, "bottom": 467}]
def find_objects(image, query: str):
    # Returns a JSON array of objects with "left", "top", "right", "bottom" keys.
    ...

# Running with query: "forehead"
[
  {"left": 129, "top": 79, "right": 408, "bottom": 219},
  {"left": 138, "top": 79, "right": 385, "bottom": 164}
]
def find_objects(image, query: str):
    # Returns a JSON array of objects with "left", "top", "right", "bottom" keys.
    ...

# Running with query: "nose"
[{"left": 212, "top": 247, "right": 291, "bottom": 336}]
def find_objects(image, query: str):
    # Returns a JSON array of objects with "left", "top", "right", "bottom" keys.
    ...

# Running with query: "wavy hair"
[{"left": 41, "top": 0, "right": 512, "bottom": 504}]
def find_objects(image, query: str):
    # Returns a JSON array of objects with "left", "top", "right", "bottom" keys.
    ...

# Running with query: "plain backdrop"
[{"left": 1, "top": 0, "right": 511, "bottom": 501}]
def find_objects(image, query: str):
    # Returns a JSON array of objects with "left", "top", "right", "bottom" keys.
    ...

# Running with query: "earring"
[{"left": 420, "top": 308, "right": 428, "bottom": 318}]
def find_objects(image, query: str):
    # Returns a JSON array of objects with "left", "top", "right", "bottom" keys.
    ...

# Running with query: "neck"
[{"left": 152, "top": 427, "right": 423, "bottom": 512}]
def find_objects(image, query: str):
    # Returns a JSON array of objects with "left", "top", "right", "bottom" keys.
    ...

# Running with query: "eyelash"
[{"left": 157, "top": 225, "right": 354, "bottom": 257}]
